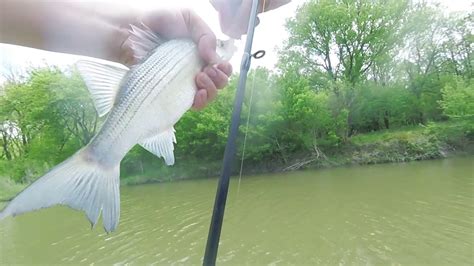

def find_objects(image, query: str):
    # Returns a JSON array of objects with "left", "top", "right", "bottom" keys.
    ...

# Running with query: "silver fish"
[{"left": 0, "top": 24, "right": 236, "bottom": 232}]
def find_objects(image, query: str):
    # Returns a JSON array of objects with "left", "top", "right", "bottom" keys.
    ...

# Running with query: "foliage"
[
  {"left": 281, "top": 0, "right": 408, "bottom": 83},
  {"left": 425, "top": 119, "right": 474, "bottom": 148},
  {"left": 439, "top": 78, "right": 474, "bottom": 118},
  {"left": 0, "top": 0, "right": 472, "bottom": 186},
  {"left": 0, "top": 67, "right": 98, "bottom": 182}
]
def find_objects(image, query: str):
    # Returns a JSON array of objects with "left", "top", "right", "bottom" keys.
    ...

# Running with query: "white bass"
[{"left": 0, "top": 24, "right": 236, "bottom": 232}]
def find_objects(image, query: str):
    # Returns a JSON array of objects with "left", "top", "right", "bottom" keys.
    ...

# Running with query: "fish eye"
[{"left": 217, "top": 40, "right": 224, "bottom": 48}]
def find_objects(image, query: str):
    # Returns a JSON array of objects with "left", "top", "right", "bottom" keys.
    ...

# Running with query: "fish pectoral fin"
[
  {"left": 128, "top": 22, "right": 166, "bottom": 62},
  {"left": 76, "top": 60, "right": 129, "bottom": 117},
  {"left": 139, "top": 128, "right": 177, "bottom": 166}
]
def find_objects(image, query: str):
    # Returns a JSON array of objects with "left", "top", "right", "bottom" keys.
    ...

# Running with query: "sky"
[{"left": 0, "top": 0, "right": 472, "bottom": 83}]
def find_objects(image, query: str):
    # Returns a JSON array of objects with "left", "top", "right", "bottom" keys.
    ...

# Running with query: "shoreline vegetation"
[
  {"left": 120, "top": 120, "right": 473, "bottom": 186},
  {"left": 1, "top": 119, "right": 471, "bottom": 203},
  {"left": 1, "top": 1, "right": 472, "bottom": 206}
]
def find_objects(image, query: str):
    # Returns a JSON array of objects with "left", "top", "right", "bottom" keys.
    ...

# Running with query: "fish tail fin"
[{"left": 0, "top": 148, "right": 121, "bottom": 232}]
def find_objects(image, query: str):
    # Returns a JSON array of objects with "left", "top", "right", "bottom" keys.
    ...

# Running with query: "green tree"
[
  {"left": 441, "top": 12, "right": 473, "bottom": 79},
  {"left": 0, "top": 67, "right": 97, "bottom": 181},
  {"left": 238, "top": 68, "right": 288, "bottom": 162},
  {"left": 281, "top": 0, "right": 408, "bottom": 84},
  {"left": 279, "top": 0, "right": 410, "bottom": 135},
  {"left": 439, "top": 78, "right": 474, "bottom": 118}
]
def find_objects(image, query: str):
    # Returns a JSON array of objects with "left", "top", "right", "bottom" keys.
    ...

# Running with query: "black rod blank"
[{"left": 203, "top": 0, "right": 261, "bottom": 265}]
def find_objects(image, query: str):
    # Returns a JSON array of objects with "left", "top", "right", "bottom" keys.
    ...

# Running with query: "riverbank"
[
  {"left": 1, "top": 120, "right": 472, "bottom": 201},
  {"left": 121, "top": 119, "right": 474, "bottom": 185}
]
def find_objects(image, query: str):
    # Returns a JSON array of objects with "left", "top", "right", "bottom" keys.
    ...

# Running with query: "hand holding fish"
[
  {"left": 0, "top": 1, "right": 232, "bottom": 109},
  {"left": 131, "top": 9, "right": 234, "bottom": 110}
]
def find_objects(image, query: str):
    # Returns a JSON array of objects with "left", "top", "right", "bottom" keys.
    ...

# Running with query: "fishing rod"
[{"left": 203, "top": 0, "right": 264, "bottom": 265}]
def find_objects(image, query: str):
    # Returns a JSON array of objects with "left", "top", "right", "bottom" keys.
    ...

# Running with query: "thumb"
[
  {"left": 183, "top": 9, "right": 219, "bottom": 64},
  {"left": 197, "top": 34, "right": 219, "bottom": 65}
]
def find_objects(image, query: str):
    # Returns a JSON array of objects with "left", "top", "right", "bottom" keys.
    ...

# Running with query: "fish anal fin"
[
  {"left": 76, "top": 60, "right": 129, "bottom": 117},
  {"left": 139, "top": 128, "right": 177, "bottom": 166}
]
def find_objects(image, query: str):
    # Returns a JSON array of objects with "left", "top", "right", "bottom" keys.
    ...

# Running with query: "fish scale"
[{"left": 94, "top": 40, "right": 195, "bottom": 151}]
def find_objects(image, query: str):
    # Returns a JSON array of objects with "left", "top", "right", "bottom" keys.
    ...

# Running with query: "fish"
[{"left": 0, "top": 24, "right": 236, "bottom": 232}]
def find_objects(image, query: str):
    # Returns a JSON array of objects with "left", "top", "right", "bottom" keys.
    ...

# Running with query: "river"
[{"left": 1, "top": 157, "right": 473, "bottom": 265}]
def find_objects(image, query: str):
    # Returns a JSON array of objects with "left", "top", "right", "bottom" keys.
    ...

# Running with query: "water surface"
[{"left": 1, "top": 157, "right": 473, "bottom": 265}]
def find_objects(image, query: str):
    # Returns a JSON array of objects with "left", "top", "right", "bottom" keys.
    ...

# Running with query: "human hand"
[
  {"left": 210, "top": 0, "right": 291, "bottom": 38},
  {"left": 121, "top": 9, "right": 233, "bottom": 110}
]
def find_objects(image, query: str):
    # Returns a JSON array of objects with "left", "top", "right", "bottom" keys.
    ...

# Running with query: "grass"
[
  {"left": 350, "top": 124, "right": 427, "bottom": 145},
  {"left": 344, "top": 119, "right": 474, "bottom": 165},
  {"left": 350, "top": 119, "right": 472, "bottom": 145}
]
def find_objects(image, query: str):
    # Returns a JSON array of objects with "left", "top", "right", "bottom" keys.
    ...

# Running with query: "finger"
[
  {"left": 193, "top": 89, "right": 208, "bottom": 110},
  {"left": 142, "top": 9, "right": 219, "bottom": 64},
  {"left": 197, "top": 34, "right": 219, "bottom": 65},
  {"left": 228, "top": 0, "right": 262, "bottom": 35},
  {"left": 141, "top": 9, "right": 189, "bottom": 38},
  {"left": 211, "top": 0, "right": 237, "bottom": 34},
  {"left": 216, "top": 62, "right": 233, "bottom": 77},
  {"left": 213, "top": 0, "right": 284, "bottom": 14},
  {"left": 232, "top": 0, "right": 253, "bottom": 37},
  {"left": 181, "top": 9, "right": 219, "bottom": 64},
  {"left": 204, "top": 66, "right": 229, "bottom": 90},
  {"left": 220, "top": 0, "right": 252, "bottom": 38},
  {"left": 196, "top": 72, "right": 218, "bottom": 101},
  {"left": 210, "top": 0, "right": 234, "bottom": 10},
  {"left": 265, "top": 0, "right": 292, "bottom": 12}
]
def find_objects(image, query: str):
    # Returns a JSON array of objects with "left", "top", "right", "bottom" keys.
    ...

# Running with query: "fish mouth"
[{"left": 217, "top": 38, "right": 238, "bottom": 61}]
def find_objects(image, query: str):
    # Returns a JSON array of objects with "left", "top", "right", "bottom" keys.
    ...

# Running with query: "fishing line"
[{"left": 237, "top": 69, "right": 257, "bottom": 195}]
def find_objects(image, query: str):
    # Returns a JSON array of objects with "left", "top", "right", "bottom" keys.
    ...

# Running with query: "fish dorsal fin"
[
  {"left": 139, "top": 128, "right": 177, "bottom": 166},
  {"left": 129, "top": 22, "right": 166, "bottom": 62},
  {"left": 76, "top": 60, "right": 129, "bottom": 117}
]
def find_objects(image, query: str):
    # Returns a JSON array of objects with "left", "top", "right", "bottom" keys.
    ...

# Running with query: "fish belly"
[
  {"left": 136, "top": 52, "right": 201, "bottom": 137},
  {"left": 88, "top": 40, "right": 202, "bottom": 166}
]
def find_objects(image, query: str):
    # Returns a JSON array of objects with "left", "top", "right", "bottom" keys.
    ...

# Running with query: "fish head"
[{"left": 216, "top": 39, "right": 237, "bottom": 61}]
